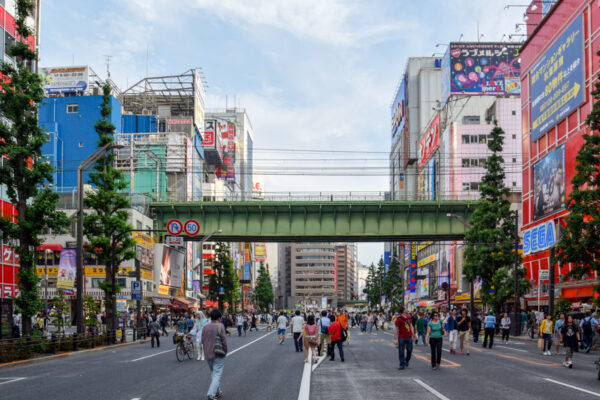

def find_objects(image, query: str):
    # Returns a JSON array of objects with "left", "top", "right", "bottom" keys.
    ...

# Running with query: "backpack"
[{"left": 582, "top": 318, "right": 593, "bottom": 336}]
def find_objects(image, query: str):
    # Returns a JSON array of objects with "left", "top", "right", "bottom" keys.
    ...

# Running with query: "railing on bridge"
[{"left": 195, "top": 191, "right": 483, "bottom": 202}]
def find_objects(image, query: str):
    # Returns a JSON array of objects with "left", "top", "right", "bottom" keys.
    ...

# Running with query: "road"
[{"left": 1, "top": 325, "right": 599, "bottom": 399}]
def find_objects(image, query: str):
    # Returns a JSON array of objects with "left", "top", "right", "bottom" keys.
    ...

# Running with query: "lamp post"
[
  {"left": 76, "top": 143, "right": 123, "bottom": 335},
  {"left": 446, "top": 213, "right": 474, "bottom": 316},
  {"left": 196, "top": 229, "right": 222, "bottom": 309}
]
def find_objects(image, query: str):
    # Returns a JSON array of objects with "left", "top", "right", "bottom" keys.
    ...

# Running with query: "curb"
[{"left": 0, "top": 338, "right": 150, "bottom": 370}]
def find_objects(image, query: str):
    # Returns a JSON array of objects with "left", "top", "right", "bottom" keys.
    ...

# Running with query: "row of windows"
[
  {"left": 294, "top": 270, "right": 335, "bottom": 275},
  {"left": 295, "top": 278, "right": 334, "bottom": 282},
  {"left": 296, "top": 248, "right": 334, "bottom": 253},
  {"left": 461, "top": 135, "right": 490, "bottom": 144},
  {"left": 295, "top": 292, "right": 334, "bottom": 297},
  {"left": 462, "top": 180, "right": 517, "bottom": 191},
  {"left": 296, "top": 285, "right": 335, "bottom": 290},
  {"left": 461, "top": 158, "right": 488, "bottom": 168},
  {"left": 296, "top": 263, "right": 334, "bottom": 267},
  {"left": 295, "top": 255, "right": 334, "bottom": 260}
]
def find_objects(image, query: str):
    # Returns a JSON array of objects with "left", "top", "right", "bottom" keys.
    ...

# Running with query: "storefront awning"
[
  {"left": 37, "top": 244, "right": 62, "bottom": 252},
  {"left": 171, "top": 297, "right": 196, "bottom": 309}
]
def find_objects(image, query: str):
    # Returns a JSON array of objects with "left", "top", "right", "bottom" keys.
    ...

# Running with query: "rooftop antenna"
[{"left": 104, "top": 54, "right": 112, "bottom": 79}]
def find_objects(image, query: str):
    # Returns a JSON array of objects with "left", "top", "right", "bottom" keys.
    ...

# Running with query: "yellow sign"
[
  {"left": 141, "top": 268, "right": 153, "bottom": 281},
  {"left": 36, "top": 266, "right": 59, "bottom": 276},
  {"left": 133, "top": 232, "right": 154, "bottom": 248},
  {"left": 418, "top": 254, "right": 437, "bottom": 268},
  {"left": 158, "top": 285, "right": 169, "bottom": 295},
  {"left": 455, "top": 293, "right": 471, "bottom": 301},
  {"left": 84, "top": 266, "right": 133, "bottom": 277},
  {"left": 418, "top": 241, "right": 433, "bottom": 251}
]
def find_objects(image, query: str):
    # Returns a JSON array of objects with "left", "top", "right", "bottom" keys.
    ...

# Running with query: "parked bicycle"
[{"left": 175, "top": 334, "right": 195, "bottom": 362}]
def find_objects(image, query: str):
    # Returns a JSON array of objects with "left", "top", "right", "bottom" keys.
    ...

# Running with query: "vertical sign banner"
[
  {"left": 530, "top": 15, "right": 584, "bottom": 141},
  {"left": 56, "top": 249, "right": 76, "bottom": 290},
  {"left": 202, "top": 119, "right": 216, "bottom": 149},
  {"left": 441, "top": 48, "right": 451, "bottom": 106},
  {"left": 193, "top": 69, "right": 206, "bottom": 135},
  {"left": 409, "top": 242, "right": 417, "bottom": 293},
  {"left": 255, "top": 243, "right": 266, "bottom": 262},
  {"left": 216, "top": 121, "right": 237, "bottom": 182},
  {"left": 243, "top": 262, "right": 251, "bottom": 281},
  {"left": 391, "top": 77, "right": 406, "bottom": 140},
  {"left": 333, "top": 251, "right": 338, "bottom": 293},
  {"left": 532, "top": 145, "right": 566, "bottom": 220},
  {"left": 418, "top": 113, "right": 440, "bottom": 168}
]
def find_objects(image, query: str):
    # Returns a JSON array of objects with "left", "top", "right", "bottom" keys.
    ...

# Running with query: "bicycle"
[{"left": 175, "top": 334, "right": 195, "bottom": 362}]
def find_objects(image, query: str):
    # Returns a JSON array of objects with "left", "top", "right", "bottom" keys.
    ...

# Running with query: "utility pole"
[
  {"left": 549, "top": 247, "right": 555, "bottom": 318},
  {"left": 513, "top": 211, "right": 521, "bottom": 336}
]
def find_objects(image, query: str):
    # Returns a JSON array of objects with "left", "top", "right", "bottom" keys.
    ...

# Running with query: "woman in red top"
[
  {"left": 300, "top": 314, "right": 319, "bottom": 363},
  {"left": 328, "top": 312, "right": 345, "bottom": 362}
]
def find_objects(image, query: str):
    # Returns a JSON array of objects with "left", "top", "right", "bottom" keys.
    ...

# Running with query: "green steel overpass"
[{"left": 150, "top": 193, "right": 477, "bottom": 242}]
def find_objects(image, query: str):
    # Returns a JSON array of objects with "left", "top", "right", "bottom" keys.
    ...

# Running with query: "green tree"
[
  {"left": 383, "top": 249, "right": 403, "bottom": 308},
  {"left": 364, "top": 261, "right": 382, "bottom": 309},
  {"left": 463, "top": 123, "right": 528, "bottom": 315},
  {"left": 556, "top": 63, "right": 600, "bottom": 300},
  {"left": 83, "top": 84, "right": 135, "bottom": 344},
  {"left": 0, "top": 0, "right": 69, "bottom": 336},
  {"left": 254, "top": 262, "right": 274, "bottom": 311},
  {"left": 51, "top": 291, "right": 68, "bottom": 335},
  {"left": 83, "top": 295, "right": 100, "bottom": 333},
  {"left": 208, "top": 243, "right": 239, "bottom": 313}
]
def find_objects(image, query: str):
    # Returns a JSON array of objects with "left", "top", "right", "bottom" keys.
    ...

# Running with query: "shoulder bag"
[{"left": 214, "top": 324, "right": 226, "bottom": 357}]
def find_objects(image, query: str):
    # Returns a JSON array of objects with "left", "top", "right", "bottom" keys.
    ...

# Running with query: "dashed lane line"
[
  {"left": 414, "top": 379, "right": 451, "bottom": 400},
  {"left": 131, "top": 349, "right": 172, "bottom": 362},
  {"left": 0, "top": 377, "right": 26, "bottom": 385},
  {"left": 543, "top": 378, "right": 600, "bottom": 397},
  {"left": 227, "top": 331, "right": 275, "bottom": 356},
  {"left": 496, "top": 345, "right": 528, "bottom": 353}
]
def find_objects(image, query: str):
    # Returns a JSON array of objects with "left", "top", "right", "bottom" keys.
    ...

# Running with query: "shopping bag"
[{"left": 537, "top": 337, "right": 544, "bottom": 350}]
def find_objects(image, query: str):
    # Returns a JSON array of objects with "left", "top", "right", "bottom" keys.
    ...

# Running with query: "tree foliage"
[
  {"left": 363, "top": 260, "right": 383, "bottom": 309},
  {"left": 83, "top": 84, "right": 135, "bottom": 343},
  {"left": 0, "top": 0, "right": 69, "bottom": 336},
  {"left": 463, "top": 123, "right": 528, "bottom": 314},
  {"left": 254, "top": 262, "right": 274, "bottom": 311},
  {"left": 208, "top": 243, "right": 239, "bottom": 313},
  {"left": 556, "top": 59, "right": 600, "bottom": 296},
  {"left": 382, "top": 249, "right": 403, "bottom": 308}
]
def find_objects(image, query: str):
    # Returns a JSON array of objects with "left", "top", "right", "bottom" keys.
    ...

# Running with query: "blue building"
[{"left": 39, "top": 95, "right": 122, "bottom": 192}]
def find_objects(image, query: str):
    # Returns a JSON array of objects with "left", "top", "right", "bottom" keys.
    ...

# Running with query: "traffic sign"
[
  {"left": 165, "top": 236, "right": 184, "bottom": 246},
  {"left": 539, "top": 269, "right": 549, "bottom": 281},
  {"left": 219, "top": 287, "right": 225, "bottom": 294},
  {"left": 131, "top": 281, "right": 142, "bottom": 300},
  {"left": 166, "top": 219, "right": 183, "bottom": 236},
  {"left": 183, "top": 219, "right": 200, "bottom": 236}
]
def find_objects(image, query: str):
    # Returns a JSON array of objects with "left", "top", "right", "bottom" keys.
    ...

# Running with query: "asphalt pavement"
[{"left": 1, "top": 325, "right": 600, "bottom": 399}]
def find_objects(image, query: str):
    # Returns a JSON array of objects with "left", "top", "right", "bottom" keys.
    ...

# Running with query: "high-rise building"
[{"left": 335, "top": 244, "right": 356, "bottom": 302}]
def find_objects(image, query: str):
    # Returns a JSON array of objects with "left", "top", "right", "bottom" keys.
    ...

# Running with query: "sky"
[{"left": 39, "top": 0, "right": 527, "bottom": 266}]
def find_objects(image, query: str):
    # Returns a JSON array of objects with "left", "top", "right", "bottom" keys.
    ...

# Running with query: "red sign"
[
  {"left": 166, "top": 219, "right": 183, "bottom": 236},
  {"left": 203, "top": 120, "right": 216, "bottom": 148},
  {"left": 418, "top": 113, "right": 440, "bottom": 168},
  {"left": 183, "top": 219, "right": 200, "bottom": 236}
]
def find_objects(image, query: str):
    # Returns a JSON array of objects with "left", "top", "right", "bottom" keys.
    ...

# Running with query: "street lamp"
[
  {"left": 76, "top": 142, "right": 124, "bottom": 334},
  {"left": 196, "top": 229, "right": 222, "bottom": 309},
  {"left": 446, "top": 213, "right": 474, "bottom": 316}
]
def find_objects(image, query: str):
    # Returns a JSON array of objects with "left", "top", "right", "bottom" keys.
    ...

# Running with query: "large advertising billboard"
[
  {"left": 391, "top": 77, "right": 406, "bottom": 140},
  {"left": 193, "top": 70, "right": 206, "bottom": 135},
  {"left": 255, "top": 243, "right": 266, "bottom": 262},
  {"left": 533, "top": 145, "right": 565, "bottom": 220},
  {"left": 159, "top": 245, "right": 185, "bottom": 288},
  {"left": 530, "top": 15, "right": 584, "bottom": 142},
  {"left": 416, "top": 266, "right": 429, "bottom": 298},
  {"left": 216, "top": 121, "right": 237, "bottom": 182},
  {"left": 418, "top": 114, "right": 440, "bottom": 168},
  {"left": 409, "top": 242, "right": 417, "bottom": 293},
  {"left": 56, "top": 249, "right": 76, "bottom": 290},
  {"left": 42, "top": 66, "right": 89, "bottom": 94},
  {"left": 445, "top": 43, "right": 521, "bottom": 96}
]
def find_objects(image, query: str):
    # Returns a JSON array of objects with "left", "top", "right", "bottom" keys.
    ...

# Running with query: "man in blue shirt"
[
  {"left": 318, "top": 310, "right": 331, "bottom": 357},
  {"left": 579, "top": 312, "right": 598, "bottom": 352},
  {"left": 482, "top": 311, "right": 496, "bottom": 349}
]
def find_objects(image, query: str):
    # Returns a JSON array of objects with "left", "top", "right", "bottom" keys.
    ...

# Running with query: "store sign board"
[
  {"left": 418, "top": 114, "right": 440, "bottom": 168},
  {"left": 523, "top": 220, "right": 556, "bottom": 255}
]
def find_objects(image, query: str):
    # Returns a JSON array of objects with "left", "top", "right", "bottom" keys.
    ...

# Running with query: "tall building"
[
  {"left": 520, "top": 0, "right": 596, "bottom": 311},
  {"left": 335, "top": 244, "right": 356, "bottom": 303}
]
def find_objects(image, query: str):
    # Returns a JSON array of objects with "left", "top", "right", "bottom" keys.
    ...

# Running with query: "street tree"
[
  {"left": 556, "top": 59, "right": 600, "bottom": 299},
  {"left": 208, "top": 242, "right": 239, "bottom": 313},
  {"left": 463, "top": 123, "right": 528, "bottom": 315},
  {"left": 383, "top": 249, "right": 403, "bottom": 308},
  {"left": 0, "top": 0, "right": 69, "bottom": 336},
  {"left": 254, "top": 262, "right": 274, "bottom": 311},
  {"left": 364, "top": 261, "right": 382, "bottom": 309},
  {"left": 83, "top": 84, "right": 135, "bottom": 344}
]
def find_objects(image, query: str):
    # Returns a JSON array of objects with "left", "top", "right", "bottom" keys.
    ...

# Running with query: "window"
[
  {"left": 512, "top": 134, "right": 516, "bottom": 139},
  {"left": 470, "top": 182, "right": 479, "bottom": 190},
  {"left": 479, "top": 135, "right": 487, "bottom": 144},
  {"left": 136, "top": 221, "right": 143, "bottom": 230},
  {"left": 470, "top": 135, "right": 478, "bottom": 143},
  {"left": 462, "top": 183, "right": 470, "bottom": 191},
  {"left": 462, "top": 135, "right": 470, "bottom": 144},
  {"left": 470, "top": 159, "right": 479, "bottom": 167},
  {"left": 479, "top": 158, "right": 487, "bottom": 167},
  {"left": 512, "top": 158, "right": 517, "bottom": 163},
  {"left": 512, "top": 181, "right": 517, "bottom": 187},
  {"left": 462, "top": 115, "right": 480, "bottom": 124},
  {"left": 512, "top": 110, "right": 516, "bottom": 115},
  {"left": 67, "top": 104, "right": 79, "bottom": 114}
]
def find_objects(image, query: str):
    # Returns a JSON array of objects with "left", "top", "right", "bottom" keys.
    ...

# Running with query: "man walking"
[
  {"left": 317, "top": 310, "right": 331, "bottom": 356},
  {"left": 446, "top": 308, "right": 459, "bottom": 354},
  {"left": 457, "top": 309, "right": 471, "bottom": 355},
  {"left": 471, "top": 312, "right": 481, "bottom": 343},
  {"left": 202, "top": 309, "right": 227, "bottom": 400},
  {"left": 291, "top": 310, "right": 304, "bottom": 353},
  {"left": 328, "top": 312, "right": 344, "bottom": 362},
  {"left": 580, "top": 312, "right": 597, "bottom": 353},
  {"left": 236, "top": 313, "right": 244, "bottom": 337},
  {"left": 149, "top": 318, "right": 160, "bottom": 348},
  {"left": 277, "top": 312, "right": 288, "bottom": 344},
  {"left": 483, "top": 311, "right": 496, "bottom": 349},
  {"left": 415, "top": 314, "right": 426, "bottom": 346},
  {"left": 394, "top": 306, "right": 414, "bottom": 370}
]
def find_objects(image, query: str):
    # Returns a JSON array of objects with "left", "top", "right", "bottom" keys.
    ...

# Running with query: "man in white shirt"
[
  {"left": 236, "top": 314, "right": 244, "bottom": 337},
  {"left": 277, "top": 312, "right": 288, "bottom": 344},
  {"left": 291, "top": 310, "right": 305, "bottom": 352}
]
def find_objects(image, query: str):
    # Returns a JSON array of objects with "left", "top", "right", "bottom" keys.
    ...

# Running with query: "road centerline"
[
  {"left": 543, "top": 378, "right": 600, "bottom": 397},
  {"left": 414, "top": 378, "right": 451, "bottom": 400},
  {"left": 0, "top": 377, "right": 26, "bottom": 385}
]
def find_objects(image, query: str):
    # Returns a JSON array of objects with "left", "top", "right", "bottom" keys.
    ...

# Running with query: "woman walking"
[
  {"left": 203, "top": 309, "right": 228, "bottom": 400},
  {"left": 426, "top": 311, "right": 445, "bottom": 370},
  {"left": 559, "top": 315, "right": 580, "bottom": 368},
  {"left": 301, "top": 314, "right": 319, "bottom": 363},
  {"left": 539, "top": 313, "right": 553, "bottom": 355},
  {"left": 190, "top": 311, "right": 208, "bottom": 361},
  {"left": 554, "top": 313, "right": 565, "bottom": 355}
]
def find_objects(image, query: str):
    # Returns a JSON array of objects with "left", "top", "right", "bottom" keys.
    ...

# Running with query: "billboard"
[
  {"left": 255, "top": 243, "right": 266, "bottom": 262},
  {"left": 159, "top": 245, "right": 185, "bottom": 288},
  {"left": 530, "top": 15, "right": 584, "bottom": 142},
  {"left": 409, "top": 242, "right": 417, "bottom": 293},
  {"left": 391, "top": 77, "right": 406, "bottom": 140},
  {"left": 134, "top": 231, "right": 154, "bottom": 270},
  {"left": 445, "top": 43, "right": 521, "bottom": 96},
  {"left": 56, "top": 249, "right": 76, "bottom": 290},
  {"left": 418, "top": 113, "right": 440, "bottom": 168},
  {"left": 416, "top": 266, "right": 429, "bottom": 298},
  {"left": 243, "top": 262, "right": 251, "bottom": 281},
  {"left": 193, "top": 70, "right": 206, "bottom": 135},
  {"left": 42, "top": 66, "right": 89, "bottom": 94},
  {"left": 533, "top": 145, "right": 565, "bottom": 220},
  {"left": 216, "top": 121, "right": 237, "bottom": 182},
  {"left": 202, "top": 119, "right": 217, "bottom": 149},
  {"left": 441, "top": 48, "right": 451, "bottom": 106}
]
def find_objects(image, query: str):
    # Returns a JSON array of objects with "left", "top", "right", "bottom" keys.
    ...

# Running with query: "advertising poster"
[
  {"left": 255, "top": 243, "right": 266, "bottom": 262},
  {"left": 321, "top": 297, "right": 327, "bottom": 309},
  {"left": 418, "top": 114, "right": 440, "bottom": 168},
  {"left": 530, "top": 15, "right": 584, "bottom": 141},
  {"left": 243, "top": 262, "right": 251, "bottom": 281},
  {"left": 56, "top": 249, "right": 76, "bottom": 290},
  {"left": 134, "top": 232, "right": 154, "bottom": 269},
  {"left": 42, "top": 66, "right": 89, "bottom": 94},
  {"left": 391, "top": 77, "right": 406, "bottom": 140},
  {"left": 447, "top": 43, "right": 521, "bottom": 95},
  {"left": 216, "top": 121, "right": 237, "bottom": 182},
  {"left": 160, "top": 246, "right": 184, "bottom": 288},
  {"left": 533, "top": 145, "right": 565, "bottom": 220},
  {"left": 193, "top": 69, "right": 206, "bottom": 135},
  {"left": 203, "top": 119, "right": 216, "bottom": 149},
  {"left": 416, "top": 266, "right": 429, "bottom": 298},
  {"left": 441, "top": 48, "right": 451, "bottom": 106},
  {"left": 409, "top": 242, "right": 417, "bottom": 293},
  {"left": 428, "top": 159, "right": 436, "bottom": 201}
]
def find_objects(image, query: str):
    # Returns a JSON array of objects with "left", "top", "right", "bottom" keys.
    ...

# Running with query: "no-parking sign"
[
  {"left": 184, "top": 220, "right": 200, "bottom": 236},
  {"left": 166, "top": 219, "right": 183, "bottom": 236}
]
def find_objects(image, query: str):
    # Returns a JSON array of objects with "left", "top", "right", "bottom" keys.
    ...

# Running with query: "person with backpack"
[
  {"left": 149, "top": 318, "right": 161, "bottom": 348},
  {"left": 328, "top": 312, "right": 345, "bottom": 362},
  {"left": 471, "top": 312, "right": 481, "bottom": 343},
  {"left": 394, "top": 306, "right": 414, "bottom": 370},
  {"left": 539, "top": 313, "right": 553, "bottom": 356},
  {"left": 301, "top": 314, "right": 319, "bottom": 363},
  {"left": 483, "top": 311, "right": 496, "bottom": 349},
  {"left": 202, "top": 309, "right": 228, "bottom": 400},
  {"left": 579, "top": 312, "right": 597, "bottom": 353},
  {"left": 560, "top": 314, "right": 580, "bottom": 368},
  {"left": 317, "top": 310, "right": 331, "bottom": 356}
]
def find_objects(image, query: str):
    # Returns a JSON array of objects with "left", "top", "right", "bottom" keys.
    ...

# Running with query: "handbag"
[
  {"left": 537, "top": 337, "right": 544, "bottom": 351},
  {"left": 214, "top": 324, "right": 226, "bottom": 357}
]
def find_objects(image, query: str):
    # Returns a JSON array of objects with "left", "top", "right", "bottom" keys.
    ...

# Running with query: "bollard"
[
  {"left": 91, "top": 331, "right": 95, "bottom": 348},
  {"left": 51, "top": 333, "right": 57, "bottom": 354},
  {"left": 72, "top": 333, "right": 78, "bottom": 351},
  {"left": 121, "top": 329, "right": 125, "bottom": 343}
]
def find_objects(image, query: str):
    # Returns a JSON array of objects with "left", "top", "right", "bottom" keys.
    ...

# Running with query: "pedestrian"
[
  {"left": 243, "top": 315, "right": 249, "bottom": 336},
  {"left": 415, "top": 314, "right": 426, "bottom": 346},
  {"left": 149, "top": 318, "right": 160, "bottom": 348},
  {"left": 301, "top": 314, "right": 319, "bottom": 363},
  {"left": 394, "top": 306, "right": 414, "bottom": 370},
  {"left": 367, "top": 312, "right": 374, "bottom": 333},
  {"left": 500, "top": 313, "right": 511, "bottom": 344},
  {"left": 266, "top": 313, "right": 273, "bottom": 331},
  {"left": 291, "top": 310, "right": 305, "bottom": 353},
  {"left": 539, "top": 313, "right": 553, "bottom": 355},
  {"left": 361, "top": 312, "right": 367, "bottom": 332},
  {"left": 190, "top": 311, "right": 208, "bottom": 361},
  {"left": 328, "top": 312, "right": 344, "bottom": 362},
  {"left": 457, "top": 309, "right": 471, "bottom": 355},
  {"left": 579, "top": 312, "right": 597, "bottom": 353},
  {"left": 426, "top": 311, "right": 445, "bottom": 370},
  {"left": 202, "top": 309, "right": 227, "bottom": 400},
  {"left": 277, "top": 312, "right": 288, "bottom": 344},
  {"left": 317, "top": 310, "right": 331, "bottom": 356},
  {"left": 483, "top": 311, "right": 496, "bottom": 349},
  {"left": 471, "top": 312, "right": 481, "bottom": 343},
  {"left": 446, "top": 308, "right": 459, "bottom": 355},
  {"left": 236, "top": 313, "right": 244, "bottom": 337},
  {"left": 250, "top": 313, "right": 258, "bottom": 331},
  {"left": 560, "top": 314, "right": 580, "bottom": 368},
  {"left": 177, "top": 315, "right": 186, "bottom": 335},
  {"left": 554, "top": 313, "right": 565, "bottom": 355},
  {"left": 160, "top": 312, "right": 169, "bottom": 336},
  {"left": 337, "top": 310, "right": 349, "bottom": 344}
]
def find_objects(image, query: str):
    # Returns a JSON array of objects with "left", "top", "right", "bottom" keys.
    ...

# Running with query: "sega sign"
[
  {"left": 418, "top": 113, "right": 440, "bottom": 168},
  {"left": 523, "top": 220, "right": 556, "bottom": 255}
]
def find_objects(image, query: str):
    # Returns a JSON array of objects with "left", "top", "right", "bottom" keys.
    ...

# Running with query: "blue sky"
[{"left": 39, "top": 0, "right": 526, "bottom": 265}]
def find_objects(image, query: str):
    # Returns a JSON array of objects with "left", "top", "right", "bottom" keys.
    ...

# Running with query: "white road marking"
[
  {"left": 131, "top": 349, "right": 172, "bottom": 362},
  {"left": 227, "top": 331, "right": 275, "bottom": 356},
  {"left": 298, "top": 348, "right": 313, "bottom": 400},
  {"left": 0, "top": 377, "right": 26, "bottom": 385},
  {"left": 543, "top": 378, "right": 600, "bottom": 397},
  {"left": 496, "top": 345, "right": 528, "bottom": 353},
  {"left": 414, "top": 379, "right": 451, "bottom": 400},
  {"left": 311, "top": 354, "right": 327, "bottom": 372}
]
